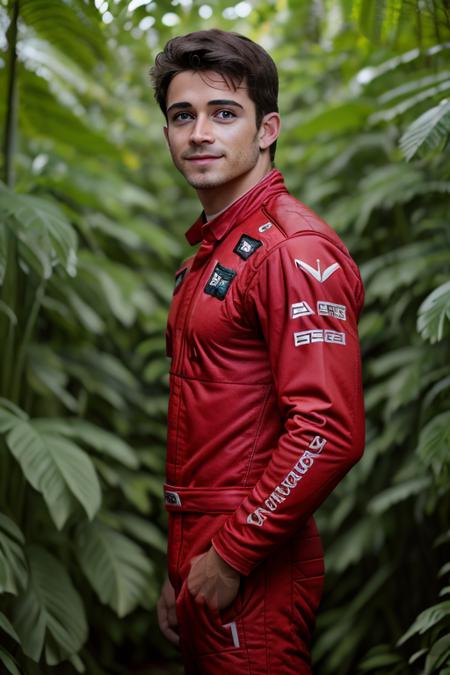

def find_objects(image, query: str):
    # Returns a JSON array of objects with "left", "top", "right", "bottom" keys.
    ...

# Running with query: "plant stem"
[
  {"left": 0, "top": 0, "right": 20, "bottom": 399},
  {"left": 2, "top": 0, "right": 19, "bottom": 189},
  {"left": 11, "top": 280, "right": 46, "bottom": 405}
]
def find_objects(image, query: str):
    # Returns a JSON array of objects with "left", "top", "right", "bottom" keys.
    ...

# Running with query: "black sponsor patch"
[
  {"left": 233, "top": 234, "right": 263, "bottom": 260},
  {"left": 174, "top": 267, "right": 188, "bottom": 293},
  {"left": 164, "top": 491, "right": 181, "bottom": 506},
  {"left": 204, "top": 263, "right": 236, "bottom": 300}
]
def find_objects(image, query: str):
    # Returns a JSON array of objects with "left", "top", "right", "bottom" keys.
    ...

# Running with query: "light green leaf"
[
  {"left": 69, "top": 653, "right": 85, "bottom": 673},
  {"left": 400, "top": 99, "right": 450, "bottom": 161},
  {"left": 114, "top": 513, "right": 166, "bottom": 553},
  {"left": 0, "top": 399, "right": 28, "bottom": 420},
  {"left": 0, "top": 647, "right": 22, "bottom": 675},
  {"left": 370, "top": 81, "right": 450, "bottom": 124},
  {"left": 79, "top": 252, "right": 145, "bottom": 326},
  {"left": 7, "top": 419, "right": 101, "bottom": 529},
  {"left": 0, "top": 513, "right": 28, "bottom": 595},
  {"left": 440, "top": 562, "right": 450, "bottom": 577},
  {"left": 368, "top": 477, "right": 432, "bottom": 515},
  {"left": 380, "top": 71, "right": 450, "bottom": 105},
  {"left": 398, "top": 601, "right": 450, "bottom": 645},
  {"left": 65, "top": 289, "right": 105, "bottom": 334},
  {"left": 325, "top": 519, "right": 378, "bottom": 572},
  {"left": 358, "top": 0, "right": 386, "bottom": 43},
  {"left": 0, "top": 222, "right": 7, "bottom": 285},
  {"left": 0, "top": 407, "right": 26, "bottom": 435},
  {"left": 417, "top": 280, "right": 450, "bottom": 344},
  {"left": 424, "top": 634, "right": 450, "bottom": 674},
  {"left": 0, "top": 611, "right": 20, "bottom": 643},
  {"left": 27, "top": 346, "right": 79, "bottom": 412},
  {"left": 20, "top": 0, "right": 108, "bottom": 71},
  {"left": 0, "top": 186, "right": 77, "bottom": 278},
  {"left": 12, "top": 546, "right": 87, "bottom": 664},
  {"left": 33, "top": 418, "right": 139, "bottom": 469},
  {"left": 76, "top": 520, "right": 153, "bottom": 617},
  {"left": 409, "top": 648, "right": 428, "bottom": 664},
  {"left": 359, "top": 650, "right": 404, "bottom": 670},
  {"left": 417, "top": 412, "right": 450, "bottom": 469},
  {"left": 291, "top": 101, "right": 372, "bottom": 140}
]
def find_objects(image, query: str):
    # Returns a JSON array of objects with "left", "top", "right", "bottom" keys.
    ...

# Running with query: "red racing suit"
[{"left": 164, "top": 169, "right": 365, "bottom": 674}]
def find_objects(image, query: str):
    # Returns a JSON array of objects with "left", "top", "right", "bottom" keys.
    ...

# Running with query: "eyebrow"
[{"left": 166, "top": 99, "right": 244, "bottom": 114}]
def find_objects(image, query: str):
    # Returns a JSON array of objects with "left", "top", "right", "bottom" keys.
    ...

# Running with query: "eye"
[
  {"left": 172, "top": 111, "right": 194, "bottom": 123},
  {"left": 215, "top": 109, "right": 236, "bottom": 121}
]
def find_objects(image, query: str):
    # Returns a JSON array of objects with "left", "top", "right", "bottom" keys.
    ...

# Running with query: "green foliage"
[
  {"left": 12, "top": 546, "right": 88, "bottom": 665},
  {"left": 400, "top": 100, "right": 450, "bottom": 161},
  {"left": 0, "top": 513, "right": 27, "bottom": 595},
  {"left": 418, "top": 281, "right": 450, "bottom": 344},
  {"left": 0, "top": 0, "right": 449, "bottom": 673},
  {"left": 76, "top": 520, "right": 153, "bottom": 617}
]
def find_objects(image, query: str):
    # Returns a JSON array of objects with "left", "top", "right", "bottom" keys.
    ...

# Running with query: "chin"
[
  {"left": 184, "top": 170, "right": 229, "bottom": 190},
  {"left": 187, "top": 177, "right": 225, "bottom": 190}
]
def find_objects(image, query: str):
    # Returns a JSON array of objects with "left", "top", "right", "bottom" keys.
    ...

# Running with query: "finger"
[
  {"left": 187, "top": 568, "right": 202, "bottom": 596},
  {"left": 189, "top": 553, "right": 204, "bottom": 568},
  {"left": 168, "top": 605, "right": 178, "bottom": 627},
  {"left": 157, "top": 605, "right": 169, "bottom": 635},
  {"left": 160, "top": 616, "right": 180, "bottom": 646},
  {"left": 194, "top": 592, "right": 206, "bottom": 606},
  {"left": 163, "top": 625, "right": 180, "bottom": 646}
]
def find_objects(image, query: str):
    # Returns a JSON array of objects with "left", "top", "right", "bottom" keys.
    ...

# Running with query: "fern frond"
[{"left": 400, "top": 99, "right": 450, "bottom": 160}]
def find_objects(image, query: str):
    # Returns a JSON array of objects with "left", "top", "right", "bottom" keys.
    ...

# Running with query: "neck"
[{"left": 197, "top": 158, "right": 273, "bottom": 215}]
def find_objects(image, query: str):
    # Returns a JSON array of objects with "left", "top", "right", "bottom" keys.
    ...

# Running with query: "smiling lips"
[{"left": 185, "top": 154, "right": 223, "bottom": 164}]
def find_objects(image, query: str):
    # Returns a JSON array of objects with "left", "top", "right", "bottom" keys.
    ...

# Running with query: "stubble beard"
[{"left": 171, "top": 138, "right": 261, "bottom": 191}]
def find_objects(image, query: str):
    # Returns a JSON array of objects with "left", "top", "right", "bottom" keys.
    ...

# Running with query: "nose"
[{"left": 190, "top": 114, "right": 214, "bottom": 145}]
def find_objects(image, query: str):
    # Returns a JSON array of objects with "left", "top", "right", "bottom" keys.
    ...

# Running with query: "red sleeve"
[{"left": 212, "top": 233, "right": 365, "bottom": 576}]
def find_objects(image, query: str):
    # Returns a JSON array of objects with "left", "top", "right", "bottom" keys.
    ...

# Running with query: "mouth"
[{"left": 185, "top": 154, "right": 223, "bottom": 165}]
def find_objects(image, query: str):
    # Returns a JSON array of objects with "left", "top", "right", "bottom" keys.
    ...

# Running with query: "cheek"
[{"left": 167, "top": 134, "right": 184, "bottom": 156}]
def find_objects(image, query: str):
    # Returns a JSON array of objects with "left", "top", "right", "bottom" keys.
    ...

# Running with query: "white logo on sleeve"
[
  {"left": 247, "top": 435, "right": 327, "bottom": 527},
  {"left": 291, "top": 301, "right": 315, "bottom": 318},
  {"left": 293, "top": 329, "right": 346, "bottom": 346},
  {"left": 317, "top": 301, "right": 347, "bottom": 320},
  {"left": 295, "top": 258, "right": 340, "bottom": 283}
]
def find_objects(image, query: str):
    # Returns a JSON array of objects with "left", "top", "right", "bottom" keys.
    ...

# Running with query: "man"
[{"left": 151, "top": 29, "right": 365, "bottom": 675}]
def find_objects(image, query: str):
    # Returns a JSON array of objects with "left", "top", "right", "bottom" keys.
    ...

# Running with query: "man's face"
[{"left": 164, "top": 70, "right": 265, "bottom": 196}]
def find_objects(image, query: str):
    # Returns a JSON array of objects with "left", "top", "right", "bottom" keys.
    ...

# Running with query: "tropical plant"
[{"left": 0, "top": 0, "right": 180, "bottom": 672}]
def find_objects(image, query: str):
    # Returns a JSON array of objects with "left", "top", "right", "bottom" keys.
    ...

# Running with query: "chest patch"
[
  {"left": 233, "top": 234, "right": 263, "bottom": 260},
  {"left": 204, "top": 263, "right": 236, "bottom": 300},
  {"left": 174, "top": 267, "right": 188, "bottom": 293}
]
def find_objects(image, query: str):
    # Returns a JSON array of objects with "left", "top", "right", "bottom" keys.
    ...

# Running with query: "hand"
[
  {"left": 157, "top": 576, "right": 179, "bottom": 646},
  {"left": 187, "top": 545, "right": 241, "bottom": 611}
]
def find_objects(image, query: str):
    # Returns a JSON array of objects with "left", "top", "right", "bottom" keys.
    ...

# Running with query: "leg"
[{"left": 176, "top": 517, "right": 324, "bottom": 674}]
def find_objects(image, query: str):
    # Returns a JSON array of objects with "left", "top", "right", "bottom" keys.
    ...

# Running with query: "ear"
[
  {"left": 258, "top": 112, "right": 281, "bottom": 151},
  {"left": 163, "top": 126, "right": 169, "bottom": 143}
]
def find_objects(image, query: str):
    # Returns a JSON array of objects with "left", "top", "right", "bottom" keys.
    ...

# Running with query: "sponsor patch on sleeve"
[
  {"left": 295, "top": 258, "right": 341, "bottom": 283},
  {"left": 291, "top": 301, "right": 315, "bottom": 318},
  {"left": 293, "top": 329, "right": 346, "bottom": 347},
  {"left": 204, "top": 263, "right": 237, "bottom": 300},
  {"left": 317, "top": 301, "right": 347, "bottom": 320},
  {"left": 233, "top": 234, "right": 263, "bottom": 260}
]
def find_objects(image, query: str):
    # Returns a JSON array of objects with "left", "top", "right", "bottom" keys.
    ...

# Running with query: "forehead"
[{"left": 166, "top": 70, "right": 252, "bottom": 108}]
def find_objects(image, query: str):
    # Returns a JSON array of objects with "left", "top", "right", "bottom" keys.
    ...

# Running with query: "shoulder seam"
[{"left": 242, "top": 230, "right": 362, "bottom": 308}]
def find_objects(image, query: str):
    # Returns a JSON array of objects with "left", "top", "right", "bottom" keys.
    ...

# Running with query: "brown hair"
[{"left": 150, "top": 29, "right": 279, "bottom": 160}]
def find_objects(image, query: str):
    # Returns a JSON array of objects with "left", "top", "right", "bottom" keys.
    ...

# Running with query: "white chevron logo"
[{"left": 295, "top": 258, "right": 340, "bottom": 283}]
